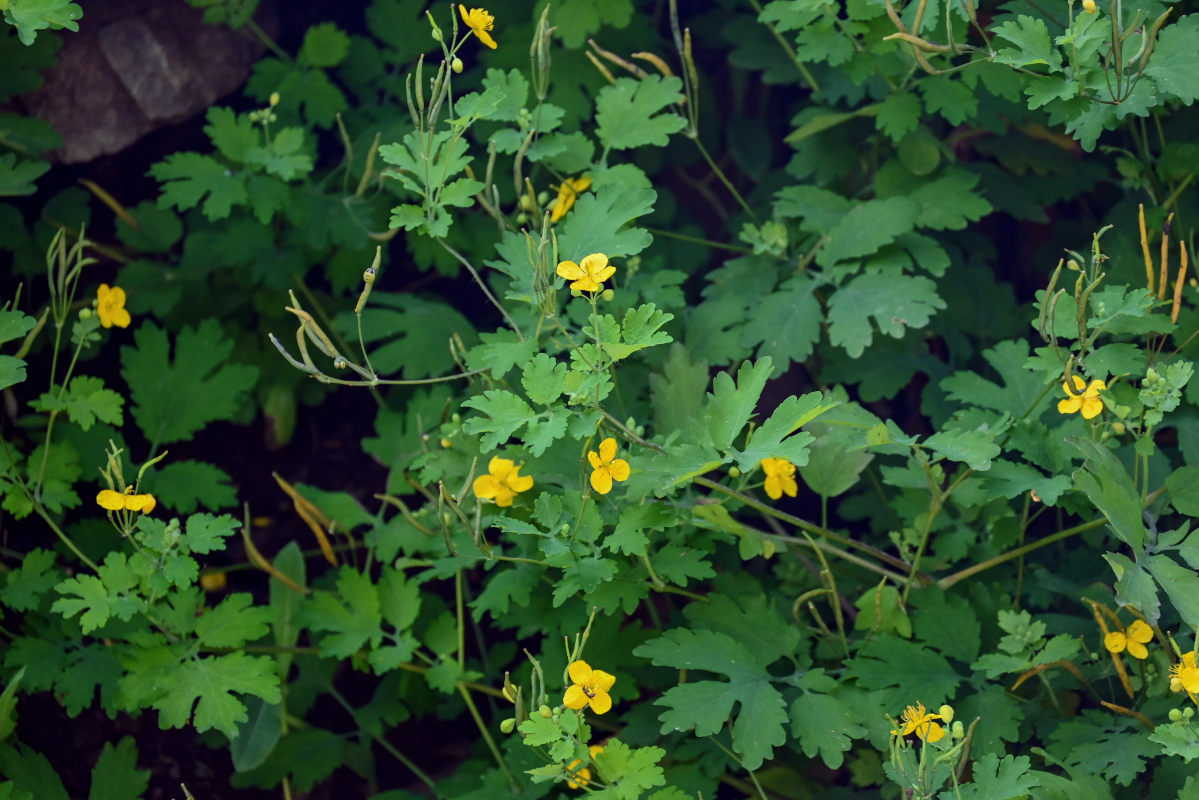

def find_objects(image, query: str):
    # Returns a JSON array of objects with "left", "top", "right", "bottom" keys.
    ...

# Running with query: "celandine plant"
[{"left": 3, "top": 0, "right": 1199, "bottom": 798}]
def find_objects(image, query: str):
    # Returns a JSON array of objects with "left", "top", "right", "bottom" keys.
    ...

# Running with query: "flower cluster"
[
  {"left": 563, "top": 660, "right": 615, "bottom": 715},
  {"left": 97, "top": 284, "right": 131, "bottom": 329},
  {"left": 892, "top": 701, "right": 952, "bottom": 743},
  {"left": 1057, "top": 375, "right": 1106, "bottom": 419},
  {"left": 588, "top": 438, "right": 629, "bottom": 494},
  {"left": 1104, "top": 619, "right": 1153, "bottom": 660},
  {"left": 472, "top": 456, "right": 533, "bottom": 507},
  {"left": 760, "top": 457, "right": 797, "bottom": 500},
  {"left": 96, "top": 487, "right": 157, "bottom": 514},
  {"left": 458, "top": 5, "right": 497, "bottom": 49},
  {"left": 557, "top": 253, "right": 615, "bottom": 293}
]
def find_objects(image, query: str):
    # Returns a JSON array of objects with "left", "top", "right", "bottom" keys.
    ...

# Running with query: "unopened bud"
[
  {"left": 600, "top": 289, "right": 614, "bottom": 301},
  {"left": 1170, "top": 708, "right": 1184, "bottom": 722},
  {"left": 440, "top": 437, "right": 452, "bottom": 449},
  {"left": 951, "top": 721, "right": 964, "bottom": 739},
  {"left": 1186, "top": 707, "right": 1196, "bottom": 719},
  {"left": 79, "top": 308, "right": 92, "bottom": 319},
  {"left": 269, "top": 92, "right": 280, "bottom": 107},
  {"left": 452, "top": 57, "right": 463, "bottom": 73},
  {"left": 938, "top": 705, "right": 954, "bottom": 724},
  {"left": 1112, "top": 422, "right": 1126, "bottom": 434},
  {"left": 500, "top": 717, "right": 516, "bottom": 733},
  {"left": 538, "top": 705, "right": 552, "bottom": 718},
  {"left": 728, "top": 466, "right": 742, "bottom": 478}
]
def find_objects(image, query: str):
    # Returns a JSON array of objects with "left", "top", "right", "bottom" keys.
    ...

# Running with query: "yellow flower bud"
[
  {"left": 269, "top": 92, "right": 280, "bottom": 107},
  {"left": 452, "top": 56, "right": 464, "bottom": 73},
  {"left": 1082, "top": 0, "right": 1098, "bottom": 13},
  {"left": 938, "top": 704, "right": 954, "bottom": 724},
  {"left": 538, "top": 705, "right": 552, "bottom": 718}
]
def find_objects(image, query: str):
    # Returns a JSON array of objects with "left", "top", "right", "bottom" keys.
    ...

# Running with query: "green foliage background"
[{"left": 3, "top": 0, "right": 1199, "bottom": 797}]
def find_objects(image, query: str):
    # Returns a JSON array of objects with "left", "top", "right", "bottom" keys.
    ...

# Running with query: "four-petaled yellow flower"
[
  {"left": 1057, "top": 375, "right": 1106, "bottom": 419},
  {"left": 97, "top": 487, "right": 157, "bottom": 514},
  {"left": 97, "top": 284, "right": 131, "bottom": 329},
  {"left": 563, "top": 660, "right": 615, "bottom": 714},
  {"left": 567, "top": 744, "right": 604, "bottom": 790},
  {"left": 556, "top": 253, "right": 615, "bottom": 293},
  {"left": 472, "top": 456, "right": 533, "bottom": 507},
  {"left": 1104, "top": 619, "right": 1153, "bottom": 660},
  {"left": 760, "top": 457, "right": 797, "bottom": 500},
  {"left": 1082, "top": 0, "right": 1098, "bottom": 13},
  {"left": 458, "top": 5, "right": 497, "bottom": 49},
  {"left": 588, "top": 437, "right": 630, "bottom": 495},
  {"left": 1171, "top": 651, "right": 1199, "bottom": 696},
  {"left": 894, "top": 701, "right": 946, "bottom": 743},
  {"left": 550, "top": 175, "right": 591, "bottom": 223}
]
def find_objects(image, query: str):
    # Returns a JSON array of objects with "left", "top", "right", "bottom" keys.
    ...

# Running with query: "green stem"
[
  {"left": 458, "top": 682, "right": 520, "bottom": 791},
  {"left": 328, "top": 686, "right": 443, "bottom": 797},
  {"left": 644, "top": 227, "right": 754, "bottom": 254},
  {"left": 689, "top": 135, "right": 760, "bottom": 224},
  {"left": 938, "top": 518, "right": 1107, "bottom": 589},
  {"left": 745, "top": 0, "right": 820, "bottom": 94},
  {"left": 694, "top": 476, "right": 925, "bottom": 578}
]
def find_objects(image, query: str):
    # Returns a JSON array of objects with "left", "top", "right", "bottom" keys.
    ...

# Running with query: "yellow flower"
[
  {"left": 567, "top": 744, "right": 604, "bottom": 790},
  {"left": 1082, "top": 0, "right": 1098, "bottom": 13},
  {"left": 550, "top": 175, "right": 591, "bottom": 223},
  {"left": 1104, "top": 619, "right": 1153, "bottom": 659},
  {"left": 895, "top": 701, "right": 945, "bottom": 743},
  {"left": 96, "top": 487, "right": 157, "bottom": 514},
  {"left": 97, "top": 284, "right": 131, "bottom": 329},
  {"left": 760, "top": 457, "right": 797, "bottom": 500},
  {"left": 1171, "top": 651, "right": 1199, "bottom": 695},
  {"left": 563, "top": 660, "right": 615, "bottom": 714},
  {"left": 1057, "top": 375, "right": 1106, "bottom": 419},
  {"left": 458, "top": 5, "right": 497, "bottom": 49},
  {"left": 556, "top": 253, "right": 615, "bottom": 293},
  {"left": 472, "top": 456, "right": 533, "bottom": 507},
  {"left": 588, "top": 438, "right": 630, "bottom": 495}
]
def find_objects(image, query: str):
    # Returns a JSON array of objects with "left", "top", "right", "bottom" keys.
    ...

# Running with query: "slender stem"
[
  {"left": 707, "top": 735, "right": 769, "bottom": 800},
  {"left": 327, "top": 686, "right": 443, "bottom": 797},
  {"left": 690, "top": 135, "right": 760, "bottom": 224},
  {"left": 694, "top": 476, "right": 925, "bottom": 578},
  {"left": 745, "top": 0, "right": 820, "bottom": 94},
  {"left": 644, "top": 227, "right": 754, "bottom": 254},
  {"left": 438, "top": 240, "right": 525, "bottom": 340},
  {"left": 457, "top": 682, "right": 520, "bottom": 790},
  {"left": 938, "top": 518, "right": 1107, "bottom": 589}
]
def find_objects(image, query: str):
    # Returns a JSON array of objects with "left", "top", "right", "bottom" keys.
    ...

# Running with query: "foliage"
[{"left": 3, "top": 0, "right": 1199, "bottom": 797}]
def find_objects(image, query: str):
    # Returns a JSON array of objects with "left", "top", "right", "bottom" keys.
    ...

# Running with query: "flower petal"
[
  {"left": 591, "top": 669, "right": 616, "bottom": 693},
  {"left": 1057, "top": 396, "right": 1082, "bottom": 414},
  {"left": 568, "top": 660, "right": 593, "bottom": 685},
  {"left": 1128, "top": 620, "right": 1153, "bottom": 644},
  {"left": 587, "top": 450, "right": 602, "bottom": 470},
  {"left": 764, "top": 475, "right": 782, "bottom": 500},
  {"left": 1080, "top": 396, "right": 1104, "bottom": 419},
  {"left": 556, "top": 261, "right": 585, "bottom": 280},
  {"left": 1104, "top": 631, "right": 1126, "bottom": 653},
  {"left": 607, "top": 458, "right": 630, "bottom": 482},
  {"left": 599, "top": 437, "right": 617, "bottom": 464},
  {"left": 508, "top": 469, "right": 533, "bottom": 493},
  {"left": 473, "top": 475, "right": 500, "bottom": 500},
  {"left": 1126, "top": 640, "right": 1148, "bottom": 660},
  {"left": 588, "top": 690, "right": 612, "bottom": 714},
  {"left": 563, "top": 684, "right": 589, "bottom": 710},
  {"left": 579, "top": 253, "right": 608, "bottom": 273},
  {"left": 489, "top": 456, "right": 515, "bottom": 480},
  {"left": 590, "top": 467, "right": 613, "bottom": 495},
  {"left": 592, "top": 265, "right": 616, "bottom": 284},
  {"left": 96, "top": 489, "right": 126, "bottom": 511}
]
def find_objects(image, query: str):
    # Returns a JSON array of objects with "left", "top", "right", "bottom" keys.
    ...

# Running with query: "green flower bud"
[
  {"left": 600, "top": 289, "right": 614, "bottom": 301},
  {"left": 538, "top": 705, "right": 552, "bottom": 718},
  {"left": 728, "top": 466, "right": 742, "bottom": 478},
  {"left": 79, "top": 308, "right": 92, "bottom": 318},
  {"left": 1170, "top": 708, "right": 1183, "bottom": 722},
  {"left": 452, "top": 57, "right": 463, "bottom": 74},
  {"left": 951, "top": 721, "right": 964, "bottom": 739},
  {"left": 500, "top": 717, "right": 517, "bottom": 733}
]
